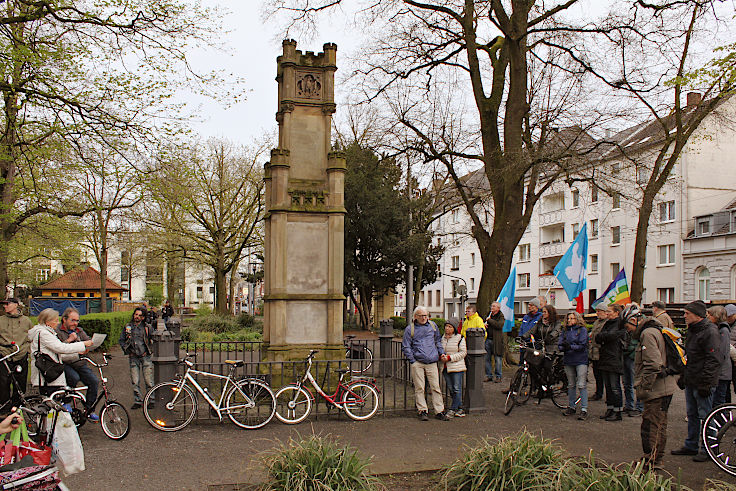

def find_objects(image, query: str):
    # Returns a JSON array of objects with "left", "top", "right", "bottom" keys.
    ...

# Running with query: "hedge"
[{"left": 78, "top": 311, "right": 132, "bottom": 351}]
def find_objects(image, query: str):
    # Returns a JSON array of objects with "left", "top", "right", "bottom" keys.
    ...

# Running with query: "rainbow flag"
[{"left": 591, "top": 268, "right": 631, "bottom": 310}]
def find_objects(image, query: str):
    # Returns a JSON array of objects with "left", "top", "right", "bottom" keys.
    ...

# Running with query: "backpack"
[{"left": 645, "top": 322, "right": 686, "bottom": 375}]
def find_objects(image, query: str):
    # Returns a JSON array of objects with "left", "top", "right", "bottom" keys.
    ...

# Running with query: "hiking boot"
[
  {"left": 454, "top": 409, "right": 466, "bottom": 418},
  {"left": 671, "top": 446, "right": 698, "bottom": 456},
  {"left": 62, "top": 403, "right": 73, "bottom": 413},
  {"left": 562, "top": 407, "right": 576, "bottom": 416},
  {"left": 494, "top": 377, "right": 502, "bottom": 383},
  {"left": 435, "top": 411, "right": 450, "bottom": 421},
  {"left": 692, "top": 453, "right": 709, "bottom": 462},
  {"left": 605, "top": 411, "right": 622, "bottom": 421},
  {"left": 484, "top": 377, "right": 493, "bottom": 382},
  {"left": 599, "top": 409, "right": 614, "bottom": 420},
  {"left": 577, "top": 410, "right": 588, "bottom": 421},
  {"left": 88, "top": 413, "right": 100, "bottom": 423},
  {"left": 418, "top": 411, "right": 429, "bottom": 421},
  {"left": 445, "top": 410, "right": 455, "bottom": 418},
  {"left": 626, "top": 408, "right": 642, "bottom": 417}
]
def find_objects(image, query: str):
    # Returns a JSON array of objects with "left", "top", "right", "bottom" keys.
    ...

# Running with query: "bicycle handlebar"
[{"left": 0, "top": 343, "right": 20, "bottom": 364}]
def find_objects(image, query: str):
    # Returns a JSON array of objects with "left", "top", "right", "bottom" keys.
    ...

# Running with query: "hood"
[
  {"left": 28, "top": 324, "right": 50, "bottom": 339},
  {"left": 4, "top": 311, "right": 23, "bottom": 319}
]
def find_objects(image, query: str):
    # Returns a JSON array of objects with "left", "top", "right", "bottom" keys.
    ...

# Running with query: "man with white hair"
[{"left": 402, "top": 306, "right": 448, "bottom": 421}]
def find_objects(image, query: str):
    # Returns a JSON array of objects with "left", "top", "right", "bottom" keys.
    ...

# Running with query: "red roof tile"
[{"left": 39, "top": 267, "right": 127, "bottom": 292}]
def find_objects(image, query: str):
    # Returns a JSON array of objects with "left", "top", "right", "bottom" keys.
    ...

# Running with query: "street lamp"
[{"left": 439, "top": 272, "right": 468, "bottom": 315}]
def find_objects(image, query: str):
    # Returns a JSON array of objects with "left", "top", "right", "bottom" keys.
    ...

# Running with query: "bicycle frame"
[
  {"left": 169, "top": 362, "right": 254, "bottom": 420},
  {"left": 293, "top": 355, "right": 367, "bottom": 410}
]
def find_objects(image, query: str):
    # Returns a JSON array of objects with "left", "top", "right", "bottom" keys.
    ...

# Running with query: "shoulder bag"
[{"left": 34, "top": 332, "right": 64, "bottom": 384}]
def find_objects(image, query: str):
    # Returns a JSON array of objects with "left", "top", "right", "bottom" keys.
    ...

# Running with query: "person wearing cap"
[
  {"left": 651, "top": 301, "right": 675, "bottom": 331},
  {"left": 440, "top": 317, "right": 467, "bottom": 418},
  {"left": 485, "top": 302, "right": 505, "bottom": 383},
  {"left": 623, "top": 304, "right": 678, "bottom": 469},
  {"left": 671, "top": 300, "right": 720, "bottom": 462},
  {"left": 706, "top": 305, "right": 731, "bottom": 406},
  {"left": 588, "top": 304, "right": 608, "bottom": 401},
  {"left": 0, "top": 298, "right": 32, "bottom": 409},
  {"left": 518, "top": 298, "right": 543, "bottom": 363}
]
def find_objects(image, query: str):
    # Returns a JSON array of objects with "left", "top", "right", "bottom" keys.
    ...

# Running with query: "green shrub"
[
  {"left": 551, "top": 454, "right": 685, "bottom": 491},
  {"left": 191, "top": 314, "right": 239, "bottom": 333},
  {"left": 261, "top": 435, "right": 383, "bottom": 491},
  {"left": 236, "top": 313, "right": 255, "bottom": 329},
  {"left": 78, "top": 311, "right": 131, "bottom": 351},
  {"left": 390, "top": 316, "right": 406, "bottom": 331},
  {"left": 194, "top": 304, "right": 212, "bottom": 316},
  {"left": 181, "top": 327, "right": 195, "bottom": 342},
  {"left": 431, "top": 317, "right": 446, "bottom": 329}
]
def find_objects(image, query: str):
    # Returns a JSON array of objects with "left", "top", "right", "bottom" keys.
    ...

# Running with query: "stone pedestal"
[
  {"left": 262, "top": 40, "right": 345, "bottom": 363},
  {"left": 464, "top": 328, "right": 488, "bottom": 413}
]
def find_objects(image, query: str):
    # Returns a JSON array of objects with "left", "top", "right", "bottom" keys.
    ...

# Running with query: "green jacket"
[
  {"left": 0, "top": 312, "right": 32, "bottom": 361},
  {"left": 633, "top": 317, "right": 677, "bottom": 402}
]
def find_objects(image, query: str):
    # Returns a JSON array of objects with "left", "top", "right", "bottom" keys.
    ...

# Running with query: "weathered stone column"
[{"left": 262, "top": 40, "right": 345, "bottom": 363}]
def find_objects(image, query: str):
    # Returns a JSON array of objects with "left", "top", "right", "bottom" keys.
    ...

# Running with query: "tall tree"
[
  {"left": 148, "top": 139, "right": 265, "bottom": 315},
  {"left": 0, "top": 0, "right": 234, "bottom": 289}
]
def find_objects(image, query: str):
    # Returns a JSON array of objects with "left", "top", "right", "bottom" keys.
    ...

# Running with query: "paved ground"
[{"left": 63, "top": 345, "right": 736, "bottom": 490}]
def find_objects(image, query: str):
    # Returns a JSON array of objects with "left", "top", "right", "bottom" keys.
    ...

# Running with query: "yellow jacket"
[{"left": 461, "top": 312, "right": 486, "bottom": 338}]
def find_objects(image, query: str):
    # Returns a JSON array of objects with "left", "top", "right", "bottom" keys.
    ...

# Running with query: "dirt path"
[{"left": 64, "top": 347, "right": 736, "bottom": 490}]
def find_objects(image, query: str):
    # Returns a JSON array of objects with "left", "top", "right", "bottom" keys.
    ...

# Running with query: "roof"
[{"left": 38, "top": 267, "right": 127, "bottom": 292}]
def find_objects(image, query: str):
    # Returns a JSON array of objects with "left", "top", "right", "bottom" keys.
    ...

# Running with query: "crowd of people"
[{"left": 401, "top": 297, "right": 736, "bottom": 469}]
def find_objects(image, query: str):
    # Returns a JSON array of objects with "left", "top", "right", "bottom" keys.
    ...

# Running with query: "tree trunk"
[
  {"left": 214, "top": 264, "right": 228, "bottom": 315},
  {"left": 413, "top": 256, "right": 425, "bottom": 307},
  {"left": 166, "top": 255, "right": 177, "bottom": 305},
  {"left": 355, "top": 286, "right": 372, "bottom": 330},
  {"left": 228, "top": 258, "right": 240, "bottom": 314},
  {"left": 99, "top": 244, "right": 108, "bottom": 312},
  {"left": 0, "top": 244, "right": 8, "bottom": 296}
]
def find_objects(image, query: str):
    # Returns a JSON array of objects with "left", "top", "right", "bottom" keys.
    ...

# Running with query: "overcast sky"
[{"left": 185, "top": 2, "right": 358, "bottom": 145}]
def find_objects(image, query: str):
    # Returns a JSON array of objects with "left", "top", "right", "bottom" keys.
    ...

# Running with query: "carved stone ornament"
[{"left": 296, "top": 72, "right": 322, "bottom": 99}]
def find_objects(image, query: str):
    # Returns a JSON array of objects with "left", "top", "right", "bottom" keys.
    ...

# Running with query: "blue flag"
[
  {"left": 553, "top": 222, "right": 588, "bottom": 302},
  {"left": 496, "top": 266, "right": 516, "bottom": 333}
]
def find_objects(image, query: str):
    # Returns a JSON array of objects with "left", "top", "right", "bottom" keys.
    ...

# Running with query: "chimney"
[{"left": 687, "top": 92, "right": 702, "bottom": 107}]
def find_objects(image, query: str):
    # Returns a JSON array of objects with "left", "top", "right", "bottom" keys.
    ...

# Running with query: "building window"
[
  {"left": 470, "top": 278, "right": 475, "bottom": 291},
  {"left": 451, "top": 209, "right": 459, "bottom": 224},
  {"left": 611, "top": 226, "right": 621, "bottom": 245},
  {"left": 637, "top": 167, "right": 648, "bottom": 184},
  {"left": 698, "top": 267, "right": 711, "bottom": 301},
  {"left": 658, "top": 201, "right": 675, "bottom": 223},
  {"left": 36, "top": 268, "right": 50, "bottom": 283},
  {"left": 517, "top": 273, "right": 530, "bottom": 289},
  {"left": 470, "top": 253, "right": 475, "bottom": 266},
  {"left": 423, "top": 291, "right": 428, "bottom": 306},
  {"left": 591, "top": 186, "right": 599, "bottom": 203},
  {"left": 612, "top": 192, "right": 621, "bottom": 210},
  {"left": 612, "top": 162, "right": 621, "bottom": 173},
  {"left": 209, "top": 286, "right": 215, "bottom": 295},
  {"left": 571, "top": 189, "right": 579, "bottom": 208},
  {"left": 436, "top": 290, "right": 440, "bottom": 306},
  {"left": 657, "top": 288, "right": 675, "bottom": 303},
  {"left": 572, "top": 223, "right": 580, "bottom": 239},
  {"left": 590, "top": 219, "right": 599, "bottom": 238},
  {"left": 697, "top": 217, "right": 711, "bottom": 236},
  {"left": 196, "top": 286, "right": 203, "bottom": 299},
  {"left": 451, "top": 256, "right": 460, "bottom": 270},
  {"left": 76, "top": 292, "right": 85, "bottom": 298},
  {"left": 731, "top": 210, "right": 736, "bottom": 232},
  {"left": 518, "top": 244, "right": 531, "bottom": 262},
  {"left": 658, "top": 244, "right": 675, "bottom": 266},
  {"left": 590, "top": 254, "right": 599, "bottom": 273},
  {"left": 451, "top": 280, "right": 459, "bottom": 297},
  {"left": 611, "top": 263, "right": 620, "bottom": 282}
]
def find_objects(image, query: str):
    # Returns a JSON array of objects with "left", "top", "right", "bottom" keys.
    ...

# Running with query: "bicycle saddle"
[
  {"left": 334, "top": 367, "right": 350, "bottom": 374},
  {"left": 345, "top": 335, "right": 356, "bottom": 340},
  {"left": 225, "top": 360, "right": 244, "bottom": 367}
]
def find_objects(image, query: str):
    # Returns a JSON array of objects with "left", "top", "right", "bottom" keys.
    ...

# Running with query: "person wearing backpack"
[
  {"left": 440, "top": 318, "right": 467, "bottom": 418},
  {"left": 707, "top": 305, "right": 732, "bottom": 406},
  {"left": 623, "top": 304, "right": 677, "bottom": 469},
  {"left": 671, "top": 300, "right": 720, "bottom": 462},
  {"left": 402, "top": 306, "right": 449, "bottom": 421}
]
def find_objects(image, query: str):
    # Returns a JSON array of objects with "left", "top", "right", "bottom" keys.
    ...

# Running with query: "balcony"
[
  {"left": 538, "top": 241, "right": 566, "bottom": 258},
  {"left": 538, "top": 209, "right": 565, "bottom": 226},
  {"left": 539, "top": 274, "right": 560, "bottom": 289}
]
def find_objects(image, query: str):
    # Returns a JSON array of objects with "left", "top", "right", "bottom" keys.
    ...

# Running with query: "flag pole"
[{"left": 544, "top": 271, "right": 560, "bottom": 299}]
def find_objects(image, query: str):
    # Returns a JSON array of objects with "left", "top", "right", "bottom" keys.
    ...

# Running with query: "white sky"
[{"left": 185, "top": 2, "right": 358, "bottom": 145}]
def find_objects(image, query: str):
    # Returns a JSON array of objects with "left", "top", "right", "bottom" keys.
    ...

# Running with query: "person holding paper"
[{"left": 56, "top": 307, "right": 99, "bottom": 421}]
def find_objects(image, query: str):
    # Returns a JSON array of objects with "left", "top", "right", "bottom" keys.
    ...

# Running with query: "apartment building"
[{"left": 415, "top": 95, "right": 736, "bottom": 318}]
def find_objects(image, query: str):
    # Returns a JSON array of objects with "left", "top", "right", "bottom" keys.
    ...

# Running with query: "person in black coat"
[{"left": 595, "top": 303, "right": 625, "bottom": 421}]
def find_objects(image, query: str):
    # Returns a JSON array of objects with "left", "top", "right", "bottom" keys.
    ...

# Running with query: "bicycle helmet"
[{"left": 621, "top": 303, "right": 642, "bottom": 323}]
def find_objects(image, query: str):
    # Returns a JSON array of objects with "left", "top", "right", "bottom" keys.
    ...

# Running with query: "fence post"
[
  {"left": 379, "top": 318, "right": 394, "bottom": 377},
  {"left": 152, "top": 330, "right": 179, "bottom": 384},
  {"left": 464, "top": 328, "right": 487, "bottom": 413}
]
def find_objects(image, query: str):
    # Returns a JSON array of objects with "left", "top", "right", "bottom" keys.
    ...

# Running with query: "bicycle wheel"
[
  {"left": 504, "top": 370, "right": 523, "bottom": 415},
  {"left": 703, "top": 403, "right": 736, "bottom": 476},
  {"left": 144, "top": 382, "right": 197, "bottom": 432},
  {"left": 20, "top": 395, "right": 44, "bottom": 438},
  {"left": 100, "top": 402, "right": 130, "bottom": 440},
  {"left": 342, "top": 382, "right": 379, "bottom": 420},
  {"left": 225, "top": 379, "right": 276, "bottom": 429},
  {"left": 517, "top": 369, "right": 532, "bottom": 404},
  {"left": 274, "top": 385, "right": 312, "bottom": 424},
  {"left": 346, "top": 346, "right": 374, "bottom": 374}
]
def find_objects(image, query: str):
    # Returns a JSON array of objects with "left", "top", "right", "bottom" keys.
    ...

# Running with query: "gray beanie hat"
[
  {"left": 684, "top": 300, "right": 707, "bottom": 319},
  {"left": 725, "top": 304, "right": 736, "bottom": 317},
  {"left": 446, "top": 317, "right": 461, "bottom": 330},
  {"left": 529, "top": 298, "right": 541, "bottom": 309}
]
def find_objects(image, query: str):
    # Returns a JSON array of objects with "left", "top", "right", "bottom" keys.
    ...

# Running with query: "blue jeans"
[
  {"left": 64, "top": 364, "right": 99, "bottom": 409},
  {"left": 684, "top": 386, "right": 715, "bottom": 453},
  {"left": 622, "top": 356, "right": 643, "bottom": 411},
  {"left": 713, "top": 380, "right": 732, "bottom": 407},
  {"left": 443, "top": 370, "right": 464, "bottom": 411},
  {"left": 129, "top": 355, "right": 154, "bottom": 404},
  {"left": 564, "top": 364, "right": 588, "bottom": 411},
  {"left": 602, "top": 370, "right": 623, "bottom": 411},
  {"left": 485, "top": 339, "right": 502, "bottom": 379}
]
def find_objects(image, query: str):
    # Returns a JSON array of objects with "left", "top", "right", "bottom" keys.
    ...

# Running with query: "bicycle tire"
[
  {"left": 144, "top": 382, "right": 197, "bottom": 432},
  {"left": 518, "top": 370, "right": 531, "bottom": 404},
  {"left": 504, "top": 370, "right": 523, "bottom": 415},
  {"left": 703, "top": 403, "right": 736, "bottom": 477},
  {"left": 342, "top": 382, "right": 379, "bottom": 420},
  {"left": 274, "top": 385, "right": 312, "bottom": 424},
  {"left": 225, "top": 379, "right": 276, "bottom": 429},
  {"left": 62, "top": 392, "right": 87, "bottom": 428},
  {"left": 346, "top": 346, "right": 374, "bottom": 374},
  {"left": 100, "top": 401, "right": 130, "bottom": 440}
]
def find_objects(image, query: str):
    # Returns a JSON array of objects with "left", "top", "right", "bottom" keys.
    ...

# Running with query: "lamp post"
[{"left": 440, "top": 272, "right": 468, "bottom": 316}]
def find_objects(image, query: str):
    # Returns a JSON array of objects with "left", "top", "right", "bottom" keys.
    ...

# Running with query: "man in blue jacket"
[
  {"left": 402, "top": 306, "right": 448, "bottom": 421},
  {"left": 518, "top": 298, "right": 543, "bottom": 362}
]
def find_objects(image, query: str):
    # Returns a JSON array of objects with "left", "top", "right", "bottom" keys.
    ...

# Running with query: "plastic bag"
[{"left": 50, "top": 412, "right": 84, "bottom": 475}]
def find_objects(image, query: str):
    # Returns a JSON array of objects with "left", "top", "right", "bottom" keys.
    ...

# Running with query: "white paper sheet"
[{"left": 90, "top": 333, "right": 107, "bottom": 350}]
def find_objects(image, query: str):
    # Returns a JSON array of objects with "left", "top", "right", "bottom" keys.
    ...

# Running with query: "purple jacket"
[{"left": 558, "top": 324, "right": 589, "bottom": 366}]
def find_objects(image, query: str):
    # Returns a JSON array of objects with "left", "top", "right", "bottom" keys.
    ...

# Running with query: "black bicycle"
[
  {"left": 703, "top": 403, "right": 736, "bottom": 477},
  {"left": 0, "top": 343, "right": 45, "bottom": 437},
  {"left": 344, "top": 335, "right": 373, "bottom": 374},
  {"left": 49, "top": 353, "right": 131, "bottom": 440}
]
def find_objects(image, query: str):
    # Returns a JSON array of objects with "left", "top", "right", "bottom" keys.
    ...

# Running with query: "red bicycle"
[{"left": 274, "top": 350, "right": 379, "bottom": 424}]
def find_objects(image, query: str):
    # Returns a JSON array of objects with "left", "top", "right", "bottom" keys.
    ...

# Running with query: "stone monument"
[{"left": 262, "top": 40, "right": 346, "bottom": 362}]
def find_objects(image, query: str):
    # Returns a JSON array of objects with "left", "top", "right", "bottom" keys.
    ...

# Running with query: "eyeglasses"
[{"left": 417, "top": 314, "right": 429, "bottom": 318}]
